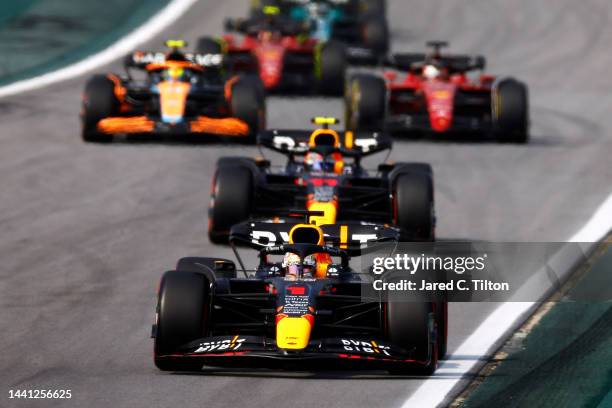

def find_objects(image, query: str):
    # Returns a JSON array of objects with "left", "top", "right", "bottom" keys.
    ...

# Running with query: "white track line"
[
  {"left": 402, "top": 192, "right": 612, "bottom": 408},
  {"left": 0, "top": 0, "right": 199, "bottom": 99}
]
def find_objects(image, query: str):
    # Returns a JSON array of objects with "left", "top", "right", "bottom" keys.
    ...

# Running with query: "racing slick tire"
[
  {"left": 317, "top": 41, "right": 347, "bottom": 96},
  {"left": 391, "top": 163, "right": 435, "bottom": 241},
  {"left": 230, "top": 77, "right": 266, "bottom": 143},
  {"left": 434, "top": 300, "right": 448, "bottom": 359},
  {"left": 176, "top": 257, "right": 237, "bottom": 279},
  {"left": 493, "top": 79, "right": 529, "bottom": 144},
  {"left": 360, "top": 0, "right": 386, "bottom": 16},
  {"left": 195, "top": 37, "right": 223, "bottom": 54},
  {"left": 345, "top": 74, "right": 386, "bottom": 131},
  {"left": 81, "top": 75, "right": 119, "bottom": 143},
  {"left": 243, "top": 74, "right": 266, "bottom": 105},
  {"left": 360, "top": 16, "right": 389, "bottom": 56},
  {"left": 386, "top": 297, "right": 437, "bottom": 375},
  {"left": 208, "top": 163, "right": 254, "bottom": 244},
  {"left": 154, "top": 270, "right": 211, "bottom": 371}
]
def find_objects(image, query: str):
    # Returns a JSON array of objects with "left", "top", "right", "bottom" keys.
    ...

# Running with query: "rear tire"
[
  {"left": 391, "top": 163, "right": 435, "bottom": 241},
  {"left": 317, "top": 41, "right": 347, "bottom": 96},
  {"left": 360, "top": 16, "right": 389, "bottom": 56},
  {"left": 360, "top": 0, "right": 386, "bottom": 16},
  {"left": 493, "top": 79, "right": 529, "bottom": 143},
  {"left": 81, "top": 75, "right": 119, "bottom": 143},
  {"left": 345, "top": 74, "right": 386, "bottom": 131},
  {"left": 231, "top": 77, "right": 266, "bottom": 143},
  {"left": 154, "top": 271, "right": 210, "bottom": 371},
  {"left": 195, "top": 37, "right": 223, "bottom": 54},
  {"left": 208, "top": 164, "right": 254, "bottom": 244}
]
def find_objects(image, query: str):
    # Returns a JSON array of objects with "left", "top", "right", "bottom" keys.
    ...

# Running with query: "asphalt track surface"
[{"left": 1, "top": 1, "right": 612, "bottom": 407}]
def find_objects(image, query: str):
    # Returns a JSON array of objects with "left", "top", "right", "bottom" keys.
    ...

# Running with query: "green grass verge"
[
  {"left": 461, "top": 246, "right": 612, "bottom": 408},
  {"left": 0, "top": 0, "right": 170, "bottom": 86}
]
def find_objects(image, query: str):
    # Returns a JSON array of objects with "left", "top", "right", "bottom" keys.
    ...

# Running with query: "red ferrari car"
[
  {"left": 345, "top": 41, "right": 530, "bottom": 143},
  {"left": 195, "top": 13, "right": 347, "bottom": 95}
]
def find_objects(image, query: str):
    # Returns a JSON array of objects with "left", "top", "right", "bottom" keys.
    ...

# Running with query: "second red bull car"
[{"left": 208, "top": 117, "right": 436, "bottom": 243}]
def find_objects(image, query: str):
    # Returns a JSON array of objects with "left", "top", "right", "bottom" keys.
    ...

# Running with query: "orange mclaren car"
[{"left": 80, "top": 40, "right": 265, "bottom": 143}]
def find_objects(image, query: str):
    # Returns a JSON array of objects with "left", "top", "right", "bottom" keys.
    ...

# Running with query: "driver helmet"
[
  {"left": 282, "top": 252, "right": 317, "bottom": 278},
  {"left": 282, "top": 252, "right": 301, "bottom": 277},
  {"left": 164, "top": 66, "right": 186, "bottom": 81},
  {"left": 302, "top": 255, "right": 316, "bottom": 277},
  {"left": 304, "top": 152, "right": 325, "bottom": 172},
  {"left": 423, "top": 64, "right": 441, "bottom": 80},
  {"left": 259, "top": 30, "right": 271, "bottom": 42}
]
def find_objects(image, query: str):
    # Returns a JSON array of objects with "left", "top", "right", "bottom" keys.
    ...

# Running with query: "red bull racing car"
[
  {"left": 80, "top": 40, "right": 265, "bottom": 143},
  {"left": 153, "top": 222, "right": 440, "bottom": 374},
  {"left": 208, "top": 117, "right": 435, "bottom": 243},
  {"left": 345, "top": 41, "right": 530, "bottom": 143}
]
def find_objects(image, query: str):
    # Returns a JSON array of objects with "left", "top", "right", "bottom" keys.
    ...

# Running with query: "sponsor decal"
[
  {"left": 194, "top": 336, "right": 245, "bottom": 353},
  {"left": 341, "top": 339, "right": 391, "bottom": 356},
  {"left": 251, "top": 230, "right": 290, "bottom": 245},
  {"left": 283, "top": 285, "right": 310, "bottom": 315},
  {"left": 251, "top": 229, "right": 379, "bottom": 246},
  {"left": 354, "top": 138, "right": 377, "bottom": 152},
  {"left": 286, "top": 285, "right": 307, "bottom": 296},
  {"left": 312, "top": 185, "right": 335, "bottom": 202},
  {"left": 432, "top": 90, "right": 452, "bottom": 99},
  {"left": 132, "top": 52, "right": 222, "bottom": 66}
]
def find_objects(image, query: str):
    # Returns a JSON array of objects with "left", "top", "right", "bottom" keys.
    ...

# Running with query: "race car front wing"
[
  {"left": 155, "top": 335, "right": 435, "bottom": 371},
  {"left": 97, "top": 116, "right": 249, "bottom": 137}
]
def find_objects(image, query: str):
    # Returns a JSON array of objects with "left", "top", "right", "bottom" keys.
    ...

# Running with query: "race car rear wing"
[
  {"left": 224, "top": 17, "right": 307, "bottom": 37},
  {"left": 229, "top": 219, "right": 399, "bottom": 254},
  {"left": 258, "top": 129, "right": 392, "bottom": 157},
  {"left": 124, "top": 51, "right": 224, "bottom": 70},
  {"left": 386, "top": 53, "right": 486, "bottom": 73}
]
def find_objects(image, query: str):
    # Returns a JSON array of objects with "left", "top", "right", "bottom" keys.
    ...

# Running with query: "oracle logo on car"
[
  {"left": 341, "top": 339, "right": 391, "bottom": 356},
  {"left": 250, "top": 230, "right": 378, "bottom": 246},
  {"left": 194, "top": 336, "right": 245, "bottom": 353}
]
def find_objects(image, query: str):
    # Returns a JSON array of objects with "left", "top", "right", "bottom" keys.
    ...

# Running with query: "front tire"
[
  {"left": 154, "top": 271, "right": 210, "bottom": 371},
  {"left": 434, "top": 301, "right": 448, "bottom": 359},
  {"left": 81, "top": 75, "right": 119, "bottom": 143},
  {"left": 386, "top": 299, "right": 437, "bottom": 375}
]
